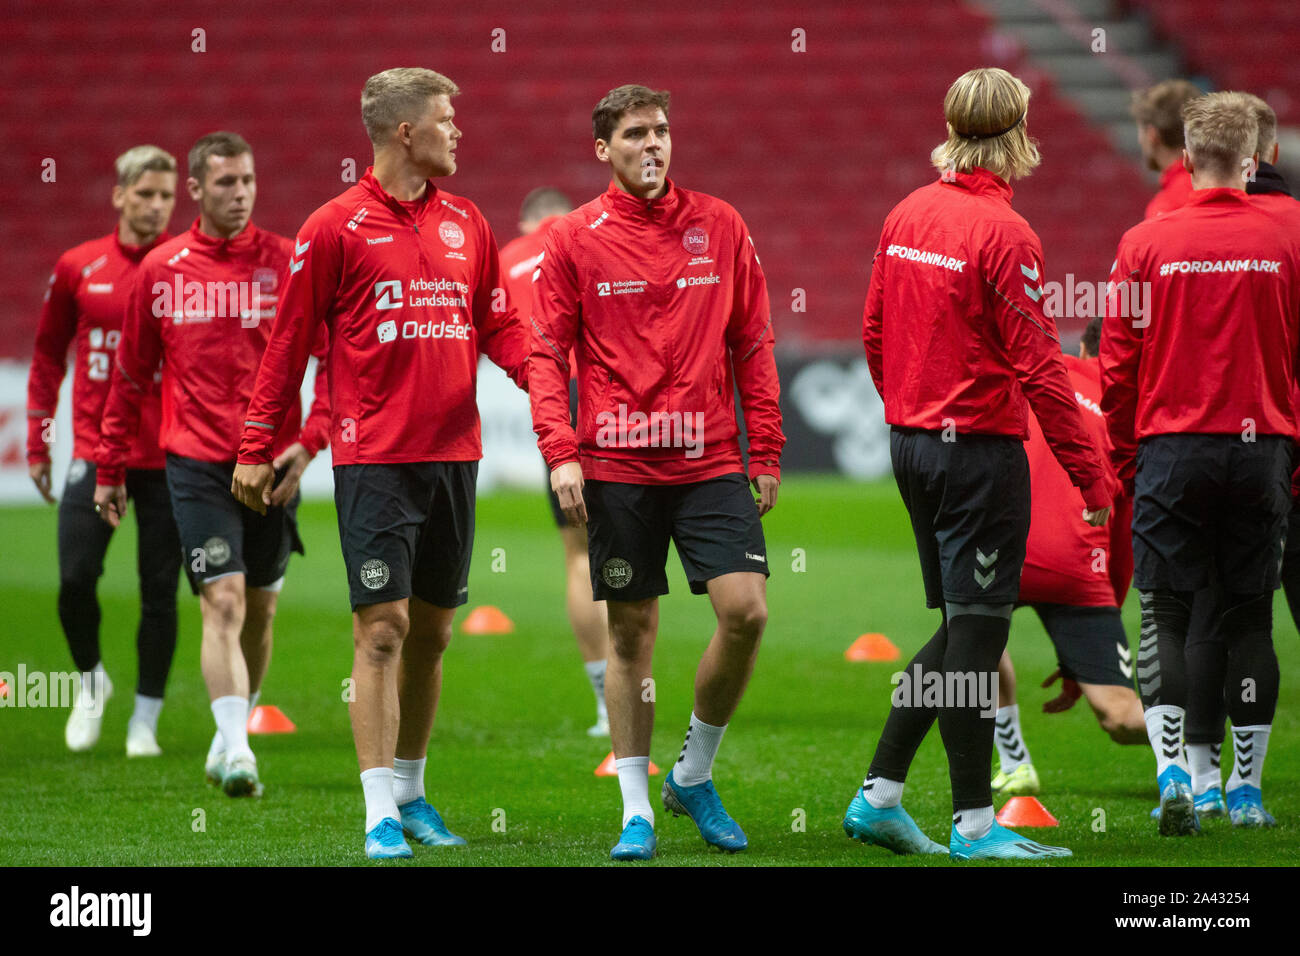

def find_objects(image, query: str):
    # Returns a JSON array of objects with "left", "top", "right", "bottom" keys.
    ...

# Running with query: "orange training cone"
[
  {"left": 996, "top": 796, "right": 1059, "bottom": 827},
  {"left": 247, "top": 704, "right": 297, "bottom": 734},
  {"left": 594, "top": 751, "right": 660, "bottom": 777},
  {"left": 0, "top": 678, "right": 8, "bottom": 698},
  {"left": 844, "top": 633, "right": 901, "bottom": 662},
  {"left": 462, "top": 605, "right": 515, "bottom": 635}
]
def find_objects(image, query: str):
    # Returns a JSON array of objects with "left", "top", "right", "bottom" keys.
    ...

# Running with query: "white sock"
[
  {"left": 616, "top": 756, "right": 653, "bottom": 828},
  {"left": 210, "top": 689, "right": 258, "bottom": 758},
  {"left": 1144, "top": 705, "right": 1187, "bottom": 779},
  {"left": 1188, "top": 742, "right": 1219, "bottom": 796},
  {"left": 585, "top": 660, "right": 608, "bottom": 719},
  {"left": 673, "top": 713, "right": 726, "bottom": 787},
  {"left": 1226, "top": 725, "right": 1271, "bottom": 792},
  {"left": 954, "top": 806, "right": 995, "bottom": 841},
  {"left": 393, "top": 756, "right": 426, "bottom": 806},
  {"left": 211, "top": 696, "right": 251, "bottom": 760},
  {"left": 862, "top": 775, "right": 903, "bottom": 809},
  {"left": 361, "top": 767, "right": 401, "bottom": 832},
  {"left": 994, "top": 705, "right": 1031, "bottom": 773},
  {"left": 130, "top": 694, "right": 163, "bottom": 733},
  {"left": 1210, "top": 741, "right": 1222, "bottom": 774}
]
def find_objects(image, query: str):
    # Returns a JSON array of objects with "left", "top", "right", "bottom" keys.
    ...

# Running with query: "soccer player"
[
  {"left": 95, "top": 132, "right": 329, "bottom": 798},
  {"left": 991, "top": 317, "right": 1146, "bottom": 799},
  {"left": 852, "top": 68, "right": 1116, "bottom": 861},
  {"left": 1101, "top": 92, "right": 1300, "bottom": 835},
  {"left": 500, "top": 187, "right": 611, "bottom": 738},
  {"left": 529, "top": 84, "right": 784, "bottom": 861},
  {"left": 1131, "top": 80, "right": 1203, "bottom": 219},
  {"left": 232, "top": 68, "right": 529, "bottom": 859},
  {"left": 27, "top": 145, "right": 181, "bottom": 756}
]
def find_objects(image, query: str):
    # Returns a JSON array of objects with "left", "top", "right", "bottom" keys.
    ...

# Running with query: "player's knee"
[
  {"left": 202, "top": 582, "right": 245, "bottom": 631},
  {"left": 607, "top": 605, "right": 654, "bottom": 660},
  {"left": 356, "top": 606, "right": 409, "bottom": 662},
  {"left": 719, "top": 597, "right": 766, "bottom": 643}
]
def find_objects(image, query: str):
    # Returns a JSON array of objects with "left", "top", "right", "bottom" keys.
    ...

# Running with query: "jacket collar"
[
  {"left": 361, "top": 167, "right": 438, "bottom": 220},
  {"left": 115, "top": 229, "right": 169, "bottom": 261},
  {"left": 1183, "top": 187, "right": 1253, "bottom": 208},
  {"left": 940, "top": 166, "right": 1014, "bottom": 202},
  {"left": 1247, "top": 161, "right": 1293, "bottom": 198},
  {"left": 1159, "top": 159, "right": 1188, "bottom": 190},
  {"left": 602, "top": 178, "right": 680, "bottom": 219},
  {"left": 186, "top": 217, "right": 258, "bottom": 254}
]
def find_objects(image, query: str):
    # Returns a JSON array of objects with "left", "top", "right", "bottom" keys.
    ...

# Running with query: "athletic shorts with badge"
[
  {"left": 335, "top": 461, "right": 477, "bottom": 611},
  {"left": 584, "top": 472, "right": 768, "bottom": 602},
  {"left": 165, "top": 454, "right": 303, "bottom": 594},
  {"left": 890, "top": 427, "right": 1030, "bottom": 609}
]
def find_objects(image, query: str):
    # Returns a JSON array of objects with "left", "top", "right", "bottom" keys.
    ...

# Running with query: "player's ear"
[
  {"left": 187, "top": 176, "right": 203, "bottom": 202},
  {"left": 1181, "top": 148, "right": 1192, "bottom": 174},
  {"left": 594, "top": 139, "right": 610, "bottom": 164},
  {"left": 111, "top": 184, "right": 125, "bottom": 211}
]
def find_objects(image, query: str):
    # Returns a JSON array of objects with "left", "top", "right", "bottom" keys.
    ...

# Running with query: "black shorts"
[
  {"left": 1027, "top": 603, "right": 1132, "bottom": 688},
  {"left": 165, "top": 454, "right": 303, "bottom": 595},
  {"left": 1132, "top": 434, "right": 1291, "bottom": 594},
  {"left": 546, "top": 379, "right": 581, "bottom": 528},
  {"left": 891, "top": 427, "right": 1030, "bottom": 609},
  {"left": 584, "top": 473, "right": 768, "bottom": 602},
  {"left": 334, "top": 461, "right": 477, "bottom": 611}
]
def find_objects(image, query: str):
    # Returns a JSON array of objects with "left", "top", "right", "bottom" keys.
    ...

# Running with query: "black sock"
[
  {"left": 940, "top": 610, "right": 1009, "bottom": 812},
  {"left": 867, "top": 617, "right": 946, "bottom": 782},
  {"left": 1136, "top": 589, "right": 1192, "bottom": 710},
  {"left": 1221, "top": 593, "right": 1279, "bottom": 727},
  {"left": 1185, "top": 589, "right": 1227, "bottom": 746}
]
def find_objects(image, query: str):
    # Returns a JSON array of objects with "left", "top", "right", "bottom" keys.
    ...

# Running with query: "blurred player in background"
[
  {"left": 530, "top": 84, "right": 784, "bottom": 861},
  {"left": 233, "top": 68, "right": 529, "bottom": 859},
  {"left": 95, "top": 132, "right": 329, "bottom": 798},
  {"left": 991, "top": 317, "right": 1146, "bottom": 799},
  {"left": 1101, "top": 92, "right": 1300, "bottom": 835},
  {"left": 27, "top": 145, "right": 181, "bottom": 757},
  {"left": 500, "top": 186, "right": 611, "bottom": 738},
  {"left": 1131, "top": 79, "right": 1203, "bottom": 219},
  {"left": 853, "top": 67, "right": 1116, "bottom": 861}
]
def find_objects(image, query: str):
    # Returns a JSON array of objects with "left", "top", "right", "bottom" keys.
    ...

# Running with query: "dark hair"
[
  {"left": 188, "top": 131, "right": 252, "bottom": 183},
  {"left": 592, "top": 85, "right": 670, "bottom": 142},
  {"left": 1130, "top": 79, "right": 1203, "bottom": 149},
  {"left": 1081, "top": 317, "right": 1102, "bottom": 358},
  {"left": 519, "top": 187, "right": 573, "bottom": 224}
]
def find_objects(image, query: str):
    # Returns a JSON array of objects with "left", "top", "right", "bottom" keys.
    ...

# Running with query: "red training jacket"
[
  {"left": 239, "top": 168, "right": 528, "bottom": 466},
  {"left": 1145, "top": 160, "right": 1195, "bottom": 220},
  {"left": 529, "top": 180, "right": 784, "bottom": 484},
  {"left": 96, "top": 219, "right": 329, "bottom": 487},
  {"left": 863, "top": 167, "right": 1113, "bottom": 510},
  {"left": 1100, "top": 188, "right": 1300, "bottom": 485},
  {"left": 1020, "top": 354, "right": 1133, "bottom": 608},
  {"left": 28, "top": 231, "right": 169, "bottom": 469}
]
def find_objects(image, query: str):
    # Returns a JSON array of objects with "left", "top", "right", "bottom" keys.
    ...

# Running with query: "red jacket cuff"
[
  {"left": 748, "top": 459, "right": 781, "bottom": 484},
  {"left": 1081, "top": 476, "right": 1115, "bottom": 512}
]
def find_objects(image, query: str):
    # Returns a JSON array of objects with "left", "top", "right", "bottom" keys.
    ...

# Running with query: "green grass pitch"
[{"left": 1, "top": 476, "right": 1296, "bottom": 866}]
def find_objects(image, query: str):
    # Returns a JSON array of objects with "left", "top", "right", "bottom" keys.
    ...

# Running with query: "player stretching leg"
[
  {"left": 234, "top": 69, "right": 529, "bottom": 859},
  {"left": 530, "top": 85, "right": 784, "bottom": 861},
  {"left": 1101, "top": 92, "right": 1300, "bottom": 835},
  {"left": 96, "top": 133, "right": 329, "bottom": 797},
  {"left": 27, "top": 145, "right": 182, "bottom": 756},
  {"left": 993, "top": 318, "right": 1145, "bottom": 799},
  {"left": 500, "top": 187, "right": 611, "bottom": 737},
  {"left": 853, "top": 68, "right": 1116, "bottom": 861}
]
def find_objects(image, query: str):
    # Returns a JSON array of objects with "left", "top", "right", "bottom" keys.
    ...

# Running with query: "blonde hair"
[
  {"left": 114, "top": 144, "right": 176, "bottom": 188},
  {"left": 1183, "top": 91, "right": 1259, "bottom": 179},
  {"left": 362, "top": 68, "right": 460, "bottom": 145},
  {"left": 1130, "top": 79, "right": 1203, "bottom": 148},
  {"left": 931, "top": 68, "right": 1040, "bottom": 181},
  {"left": 1238, "top": 92, "right": 1278, "bottom": 156}
]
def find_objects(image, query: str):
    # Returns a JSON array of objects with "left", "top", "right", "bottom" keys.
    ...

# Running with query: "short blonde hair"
[
  {"left": 1130, "top": 79, "right": 1203, "bottom": 148},
  {"left": 1183, "top": 91, "right": 1259, "bottom": 179},
  {"left": 362, "top": 68, "right": 460, "bottom": 145},
  {"left": 114, "top": 145, "right": 176, "bottom": 188},
  {"left": 931, "top": 68, "right": 1040, "bottom": 181},
  {"left": 1238, "top": 92, "right": 1278, "bottom": 156}
]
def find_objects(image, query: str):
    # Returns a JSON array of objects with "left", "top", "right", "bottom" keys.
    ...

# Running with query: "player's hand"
[
  {"left": 551, "top": 461, "right": 587, "bottom": 526},
  {"left": 1041, "top": 668, "right": 1082, "bottom": 713},
  {"left": 1082, "top": 505, "right": 1111, "bottom": 527},
  {"left": 231, "top": 462, "right": 276, "bottom": 515},
  {"left": 752, "top": 473, "right": 779, "bottom": 516},
  {"left": 29, "top": 462, "right": 55, "bottom": 504},
  {"left": 93, "top": 483, "right": 127, "bottom": 528},
  {"left": 267, "top": 442, "right": 311, "bottom": 508}
]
